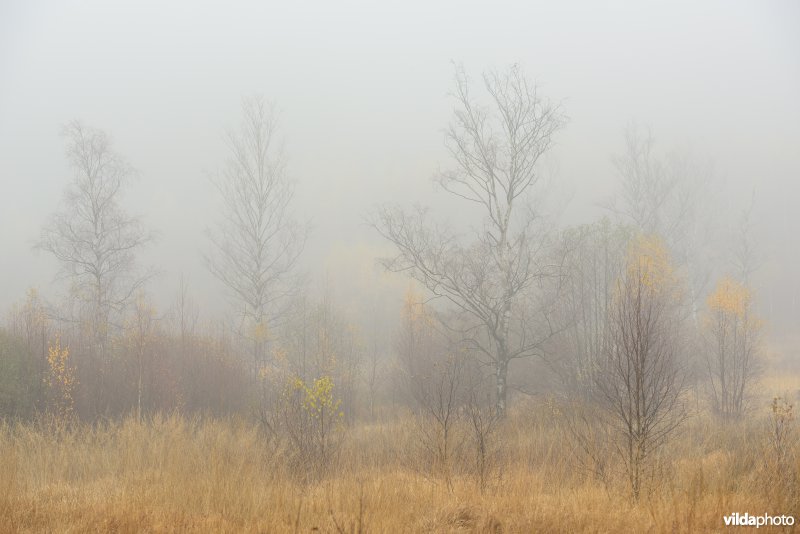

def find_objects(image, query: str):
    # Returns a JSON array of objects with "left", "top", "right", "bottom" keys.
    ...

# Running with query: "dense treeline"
[{"left": 0, "top": 287, "right": 387, "bottom": 423}]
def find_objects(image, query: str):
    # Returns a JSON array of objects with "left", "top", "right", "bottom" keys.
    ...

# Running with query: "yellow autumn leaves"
[
  {"left": 252, "top": 321, "right": 270, "bottom": 342},
  {"left": 707, "top": 277, "right": 751, "bottom": 318},
  {"left": 45, "top": 336, "right": 77, "bottom": 419},
  {"left": 705, "top": 275, "right": 762, "bottom": 340},
  {"left": 625, "top": 234, "right": 678, "bottom": 295},
  {"left": 289, "top": 375, "right": 344, "bottom": 421},
  {"left": 625, "top": 234, "right": 760, "bottom": 323}
]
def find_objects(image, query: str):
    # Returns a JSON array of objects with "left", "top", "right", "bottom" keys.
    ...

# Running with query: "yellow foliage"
[
  {"left": 626, "top": 234, "right": 675, "bottom": 293},
  {"left": 252, "top": 321, "right": 270, "bottom": 342},
  {"left": 707, "top": 277, "right": 750, "bottom": 318},
  {"left": 257, "top": 346, "right": 291, "bottom": 383},
  {"left": 771, "top": 396, "right": 794, "bottom": 422},
  {"left": 290, "top": 375, "right": 343, "bottom": 421},
  {"left": 45, "top": 336, "right": 77, "bottom": 419}
]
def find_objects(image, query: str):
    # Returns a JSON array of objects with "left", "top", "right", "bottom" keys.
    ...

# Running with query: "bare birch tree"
[
  {"left": 37, "top": 121, "right": 153, "bottom": 413},
  {"left": 375, "top": 64, "right": 566, "bottom": 417},
  {"left": 127, "top": 291, "right": 157, "bottom": 420},
  {"left": 206, "top": 96, "right": 306, "bottom": 380}
]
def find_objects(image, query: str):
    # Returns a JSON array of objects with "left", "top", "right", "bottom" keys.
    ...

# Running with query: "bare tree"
[
  {"left": 551, "top": 218, "right": 631, "bottom": 397},
  {"left": 730, "top": 192, "right": 760, "bottom": 287},
  {"left": 206, "top": 96, "right": 306, "bottom": 379},
  {"left": 171, "top": 276, "right": 199, "bottom": 408},
  {"left": 395, "top": 288, "right": 467, "bottom": 487},
  {"left": 173, "top": 276, "right": 199, "bottom": 350},
  {"left": 465, "top": 376, "right": 501, "bottom": 493},
  {"left": 37, "top": 121, "right": 153, "bottom": 413},
  {"left": 375, "top": 64, "right": 567, "bottom": 417},
  {"left": 421, "top": 354, "right": 466, "bottom": 490},
  {"left": 607, "top": 125, "right": 715, "bottom": 323},
  {"left": 699, "top": 194, "right": 762, "bottom": 421},
  {"left": 125, "top": 291, "right": 158, "bottom": 420},
  {"left": 704, "top": 276, "right": 762, "bottom": 420},
  {"left": 594, "top": 235, "right": 687, "bottom": 500}
]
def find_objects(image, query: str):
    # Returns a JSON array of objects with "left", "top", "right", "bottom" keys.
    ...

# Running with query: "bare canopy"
[
  {"left": 38, "top": 121, "right": 153, "bottom": 315},
  {"left": 375, "top": 64, "right": 567, "bottom": 417},
  {"left": 206, "top": 96, "right": 306, "bottom": 378}
]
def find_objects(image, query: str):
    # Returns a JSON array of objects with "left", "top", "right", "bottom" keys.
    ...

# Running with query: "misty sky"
[{"left": 1, "top": 0, "right": 798, "bottom": 331}]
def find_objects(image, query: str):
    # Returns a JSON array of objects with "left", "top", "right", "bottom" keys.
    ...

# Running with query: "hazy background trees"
[
  {"left": 704, "top": 277, "right": 762, "bottom": 420},
  {"left": 206, "top": 96, "right": 306, "bottom": 382},
  {"left": 0, "top": 322, "right": 40, "bottom": 418},
  {"left": 606, "top": 124, "right": 716, "bottom": 324},
  {"left": 549, "top": 219, "right": 632, "bottom": 397},
  {"left": 3, "top": 1, "right": 798, "bottom": 336}
]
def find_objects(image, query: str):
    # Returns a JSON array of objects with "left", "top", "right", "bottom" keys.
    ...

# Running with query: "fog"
[
  {"left": 2, "top": 0, "right": 798, "bottom": 334},
  {"left": 3, "top": 2, "right": 800, "bottom": 529}
]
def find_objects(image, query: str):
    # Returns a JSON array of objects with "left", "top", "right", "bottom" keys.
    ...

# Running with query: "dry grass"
[{"left": 1, "top": 391, "right": 798, "bottom": 533}]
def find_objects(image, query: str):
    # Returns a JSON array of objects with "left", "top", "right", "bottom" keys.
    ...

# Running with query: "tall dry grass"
[{"left": 0, "top": 393, "right": 798, "bottom": 533}]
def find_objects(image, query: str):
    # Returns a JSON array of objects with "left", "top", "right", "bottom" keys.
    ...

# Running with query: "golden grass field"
[{"left": 1, "top": 373, "right": 799, "bottom": 534}]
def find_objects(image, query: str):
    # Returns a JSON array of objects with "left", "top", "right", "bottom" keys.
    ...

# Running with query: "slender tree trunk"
[
  {"left": 137, "top": 353, "right": 143, "bottom": 421},
  {"left": 495, "top": 291, "right": 511, "bottom": 417},
  {"left": 495, "top": 357, "right": 508, "bottom": 418}
]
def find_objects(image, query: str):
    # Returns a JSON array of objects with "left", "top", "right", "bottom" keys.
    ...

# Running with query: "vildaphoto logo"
[{"left": 723, "top": 513, "right": 795, "bottom": 528}]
